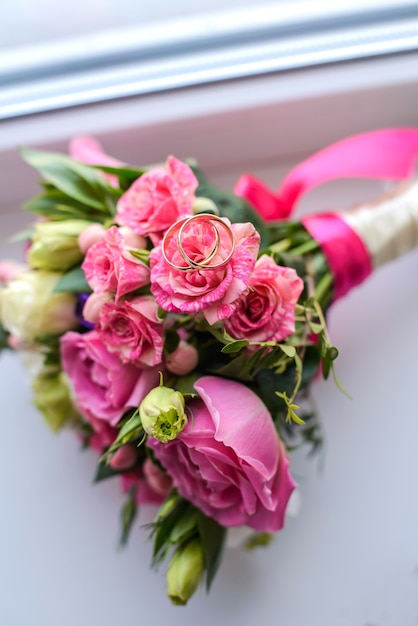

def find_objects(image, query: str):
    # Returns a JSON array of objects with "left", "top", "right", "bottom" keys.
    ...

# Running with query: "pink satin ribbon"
[{"left": 234, "top": 128, "right": 418, "bottom": 300}]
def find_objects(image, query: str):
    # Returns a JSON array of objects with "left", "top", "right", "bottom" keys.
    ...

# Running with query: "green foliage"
[
  {"left": 102, "top": 408, "right": 145, "bottom": 461},
  {"left": 52, "top": 267, "right": 91, "bottom": 294},
  {"left": 120, "top": 487, "right": 138, "bottom": 547},
  {"left": 92, "top": 164, "right": 146, "bottom": 191},
  {"left": 147, "top": 490, "right": 226, "bottom": 597},
  {"left": 196, "top": 511, "right": 226, "bottom": 591},
  {"left": 0, "top": 324, "right": 10, "bottom": 353},
  {"left": 20, "top": 148, "right": 120, "bottom": 216},
  {"left": 164, "top": 329, "right": 181, "bottom": 354},
  {"left": 128, "top": 249, "right": 150, "bottom": 264}
]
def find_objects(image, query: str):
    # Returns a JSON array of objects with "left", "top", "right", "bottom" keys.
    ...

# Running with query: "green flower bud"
[
  {"left": 28, "top": 219, "right": 91, "bottom": 272},
  {"left": 140, "top": 386, "right": 187, "bottom": 443},
  {"left": 33, "top": 371, "right": 80, "bottom": 432},
  {"left": 166, "top": 539, "right": 204, "bottom": 606}
]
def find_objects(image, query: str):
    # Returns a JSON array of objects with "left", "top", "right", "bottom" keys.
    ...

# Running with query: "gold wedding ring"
[{"left": 161, "top": 213, "right": 235, "bottom": 272}]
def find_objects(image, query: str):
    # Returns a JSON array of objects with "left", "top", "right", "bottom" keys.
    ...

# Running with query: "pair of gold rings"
[{"left": 161, "top": 214, "right": 235, "bottom": 272}]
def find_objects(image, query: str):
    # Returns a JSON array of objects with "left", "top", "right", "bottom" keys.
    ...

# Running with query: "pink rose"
[
  {"left": 82, "top": 226, "right": 149, "bottom": 302},
  {"left": 150, "top": 217, "right": 260, "bottom": 324},
  {"left": 60, "top": 330, "right": 159, "bottom": 426},
  {"left": 224, "top": 254, "right": 304, "bottom": 343},
  {"left": 116, "top": 156, "right": 198, "bottom": 243},
  {"left": 148, "top": 376, "right": 295, "bottom": 532},
  {"left": 97, "top": 296, "right": 164, "bottom": 367}
]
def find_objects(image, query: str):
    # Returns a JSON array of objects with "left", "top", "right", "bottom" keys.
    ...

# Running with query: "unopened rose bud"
[
  {"left": 77, "top": 223, "right": 106, "bottom": 253},
  {"left": 165, "top": 340, "right": 198, "bottom": 376},
  {"left": 118, "top": 226, "right": 147, "bottom": 249},
  {"left": 166, "top": 539, "right": 205, "bottom": 606},
  {"left": 82, "top": 291, "right": 113, "bottom": 323},
  {"left": 140, "top": 386, "right": 187, "bottom": 443},
  {"left": 109, "top": 444, "right": 138, "bottom": 470},
  {"left": 28, "top": 219, "right": 91, "bottom": 271},
  {"left": 143, "top": 458, "right": 172, "bottom": 496}
]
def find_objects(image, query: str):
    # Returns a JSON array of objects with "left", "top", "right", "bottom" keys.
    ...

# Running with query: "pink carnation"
[
  {"left": 116, "top": 156, "right": 198, "bottom": 242},
  {"left": 82, "top": 226, "right": 149, "bottom": 302},
  {"left": 150, "top": 219, "right": 260, "bottom": 324},
  {"left": 60, "top": 330, "right": 159, "bottom": 426},
  {"left": 148, "top": 376, "right": 295, "bottom": 532},
  {"left": 97, "top": 296, "right": 164, "bottom": 367},
  {"left": 224, "top": 254, "right": 304, "bottom": 343}
]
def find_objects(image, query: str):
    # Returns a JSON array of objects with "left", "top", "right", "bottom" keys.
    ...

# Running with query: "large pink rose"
[
  {"left": 150, "top": 218, "right": 260, "bottom": 324},
  {"left": 224, "top": 254, "right": 304, "bottom": 343},
  {"left": 97, "top": 296, "right": 164, "bottom": 367},
  {"left": 148, "top": 376, "right": 295, "bottom": 532},
  {"left": 116, "top": 156, "right": 198, "bottom": 242},
  {"left": 82, "top": 226, "right": 149, "bottom": 302},
  {"left": 60, "top": 331, "right": 159, "bottom": 426}
]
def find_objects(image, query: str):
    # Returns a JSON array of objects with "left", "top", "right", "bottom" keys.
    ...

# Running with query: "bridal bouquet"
[{"left": 1, "top": 129, "right": 418, "bottom": 605}]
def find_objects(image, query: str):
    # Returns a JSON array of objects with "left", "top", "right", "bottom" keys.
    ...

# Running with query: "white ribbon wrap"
[{"left": 344, "top": 181, "right": 418, "bottom": 269}]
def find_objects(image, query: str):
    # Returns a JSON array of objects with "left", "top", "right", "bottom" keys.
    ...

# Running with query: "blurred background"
[{"left": 1, "top": 2, "right": 418, "bottom": 625}]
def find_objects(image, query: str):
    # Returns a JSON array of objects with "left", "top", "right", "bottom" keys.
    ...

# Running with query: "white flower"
[{"left": 1, "top": 271, "right": 78, "bottom": 342}]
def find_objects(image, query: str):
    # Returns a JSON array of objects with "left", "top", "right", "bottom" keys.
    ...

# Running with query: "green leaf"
[
  {"left": 308, "top": 321, "right": 324, "bottom": 335},
  {"left": 120, "top": 487, "right": 138, "bottom": 547},
  {"left": 20, "top": 147, "right": 119, "bottom": 214},
  {"left": 164, "top": 329, "right": 181, "bottom": 355},
  {"left": 221, "top": 340, "right": 249, "bottom": 354},
  {"left": 94, "top": 460, "right": 121, "bottom": 483},
  {"left": 0, "top": 323, "right": 10, "bottom": 352},
  {"left": 151, "top": 497, "right": 189, "bottom": 565},
  {"left": 93, "top": 164, "right": 145, "bottom": 190},
  {"left": 129, "top": 249, "right": 150, "bottom": 264},
  {"left": 52, "top": 266, "right": 91, "bottom": 293},
  {"left": 24, "top": 190, "right": 103, "bottom": 221},
  {"left": 279, "top": 344, "right": 296, "bottom": 358},
  {"left": 168, "top": 508, "right": 198, "bottom": 544},
  {"left": 197, "top": 511, "right": 226, "bottom": 591}
]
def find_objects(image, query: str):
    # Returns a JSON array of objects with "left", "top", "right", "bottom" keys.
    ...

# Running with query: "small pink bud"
[
  {"left": 165, "top": 341, "right": 198, "bottom": 376},
  {"left": 82, "top": 292, "right": 113, "bottom": 323},
  {"left": 0, "top": 260, "right": 26, "bottom": 284},
  {"left": 143, "top": 458, "right": 172, "bottom": 496},
  {"left": 119, "top": 226, "right": 147, "bottom": 249},
  {"left": 109, "top": 444, "right": 138, "bottom": 470},
  {"left": 77, "top": 224, "right": 106, "bottom": 253}
]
